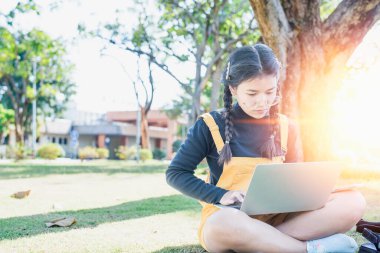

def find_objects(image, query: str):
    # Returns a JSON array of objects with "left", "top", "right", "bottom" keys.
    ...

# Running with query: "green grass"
[
  {"left": 0, "top": 195, "right": 200, "bottom": 240},
  {"left": 152, "top": 245, "right": 206, "bottom": 253},
  {"left": 0, "top": 160, "right": 209, "bottom": 179},
  {"left": 0, "top": 161, "right": 379, "bottom": 252},
  {"left": 0, "top": 160, "right": 168, "bottom": 179}
]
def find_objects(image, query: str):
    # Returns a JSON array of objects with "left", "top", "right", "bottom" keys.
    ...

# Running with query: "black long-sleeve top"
[{"left": 166, "top": 102, "right": 303, "bottom": 204}]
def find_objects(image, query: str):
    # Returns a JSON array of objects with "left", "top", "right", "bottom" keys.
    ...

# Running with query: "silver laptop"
[{"left": 215, "top": 161, "right": 343, "bottom": 215}]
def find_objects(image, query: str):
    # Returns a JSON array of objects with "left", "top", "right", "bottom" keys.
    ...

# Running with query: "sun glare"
[{"left": 331, "top": 27, "right": 380, "bottom": 163}]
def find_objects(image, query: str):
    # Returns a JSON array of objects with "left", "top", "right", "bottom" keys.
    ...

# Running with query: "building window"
[
  {"left": 52, "top": 137, "right": 56, "bottom": 143},
  {"left": 63, "top": 138, "right": 67, "bottom": 145},
  {"left": 58, "top": 138, "right": 62, "bottom": 144}
]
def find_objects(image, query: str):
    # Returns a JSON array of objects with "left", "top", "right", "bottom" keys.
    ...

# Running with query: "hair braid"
[
  {"left": 218, "top": 85, "right": 234, "bottom": 166},
  {"left": 260, "top": 87, "right": 281, "bottom": 159}
]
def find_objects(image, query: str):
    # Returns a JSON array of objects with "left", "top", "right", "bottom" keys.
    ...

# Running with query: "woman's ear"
[{"left": 229, "top": 86, "right": 237, "bottom": 96}]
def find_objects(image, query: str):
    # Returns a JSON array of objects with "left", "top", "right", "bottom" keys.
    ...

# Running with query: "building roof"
[
  {"left": 106, "top": 110, "right": 172, "bottom": 128},
  {"left": 40, "top": 119, "right": 72, "bottom": 135}
]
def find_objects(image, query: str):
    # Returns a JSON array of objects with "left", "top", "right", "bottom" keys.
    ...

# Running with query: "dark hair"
[{"left": 218, "top": 44, "right": 281, "bottom": 166}]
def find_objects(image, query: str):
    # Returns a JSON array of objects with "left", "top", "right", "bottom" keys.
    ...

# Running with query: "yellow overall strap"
[
  {"left": 279, "top": 113, "right": 288, "bottom": 153},
  {"left": 199, "top": 113, "right": 225, "bottom": 154}
]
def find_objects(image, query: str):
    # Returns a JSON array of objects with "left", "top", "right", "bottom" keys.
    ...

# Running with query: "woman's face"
[{"left": 229, "top": 75, "right": 278, "bottom": 119}]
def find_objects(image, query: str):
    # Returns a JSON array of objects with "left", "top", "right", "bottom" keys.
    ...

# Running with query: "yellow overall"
[{"left": 197, "top": 113, "right": 294, "bottom": 251}]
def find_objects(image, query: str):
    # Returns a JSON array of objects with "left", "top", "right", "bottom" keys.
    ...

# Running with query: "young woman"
[{"left": 166, "top": 44, "right": 366, "bottom": 253}]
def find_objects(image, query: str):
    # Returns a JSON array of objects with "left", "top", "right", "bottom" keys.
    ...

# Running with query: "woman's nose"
[{"left": 255, "top": 94, "right": 269, "bottom": 107}]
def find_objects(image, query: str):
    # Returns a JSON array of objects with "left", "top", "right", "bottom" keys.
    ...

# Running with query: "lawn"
[{"left": 0, "top": 160, "right": 379, "bottom": 253}]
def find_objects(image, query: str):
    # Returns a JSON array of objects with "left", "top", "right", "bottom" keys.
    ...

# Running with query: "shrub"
[
  {"left": 126, "top": 146, "right": 138, "bottom": 159},
  {"left": 78, "top": 146, "right": 99, "bottom": 160},
  {"left": 115, "top": 146, "right": 153, "bottom": 161},
  {"left": 115, "top": 146, "right": 126, "bottom": 160},
  {"left": 37, "top": 143, "right": 64, "bottom": 160},
  {"left": 153, "top": 148, "right": 166, "bottom": 160},
  {"left": 14, "top": 143, "right": 27, "bottom": 160},
  {"left": 96, "top": 148, "right": 109, "bottom": 159},
  {"left": 115, "top": 146, "right": 137, "bottom": 160},
  {"left": 5, "top": 145, "right": 16, "bottom": 159},
  {"left": 139, "top": 149, "right": 153, "bottom": 162}
]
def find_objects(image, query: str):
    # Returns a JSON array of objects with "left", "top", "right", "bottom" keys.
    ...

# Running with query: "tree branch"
[
  {"left": 199, "top": 26, "right": 257, "bottom": 91},
  {"left": 281, "top": 0, "right": 321, "bottom": 30},
  {"left": 5, "top": 75, "right": 22, "bottom": 94},
  {"left": 136, "top": 57, "right": 147, "bottom": 109},
  {"left": 146, "top": 59, "right": 154, "bottom": 113},
  {"left": 165, "top": 1, "right": 197, "bottom": 39},
  {"left": 323, "top": 0, "right": 380, "bottom": 65},
  {"left": 99, "top": 35, "right": 192, "bottom": 94}
]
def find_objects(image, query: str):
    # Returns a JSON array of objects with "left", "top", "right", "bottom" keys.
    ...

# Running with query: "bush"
[
  {"left": 14, "top": 143, "right": 27, "bottom": 160},
  {"left": 115, "top": 146, "right": 127, "bottom": 160},
  {"left": 139, "top": 149, "right": 153, "bottom": 162},
  {"left": 126, "top": 146, "right": 137, "bottom": 159},
  {"left": 115, "top": 146, "right": 153, "bottom": 161},
  {"left": 96, "top": 148, "right": 109, "bottom": 159},
  {"left": 172, "top": 139, "right": 182, "bottom": 153},
  {"left": 5, "top": 145, "right": 16, "bottom": 159},
  {"left": 78, "top": 146, "right": 99, "bottom": 160},
  {"left": 5, "top": 143, "right": 36, "bottom": 160},
  {"left": 115, "top": 146, "right": 137, "bottom": 160},
  {"left": 153, "top": 148, "right": 166, "bottom": 160},
  {"left": 37, "top": 143, "right": 64, "bottom": 160}
]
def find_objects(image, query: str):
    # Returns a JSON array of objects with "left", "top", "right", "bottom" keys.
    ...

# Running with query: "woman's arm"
[{"left": 166, "top": 118, "right": 228, "bottom": 204}]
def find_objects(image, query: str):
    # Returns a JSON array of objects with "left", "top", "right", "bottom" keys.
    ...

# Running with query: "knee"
[
  {"left": 339, "top": 190, "right": 366, "bottom": 228},
  {"left": 347, "top": 190, "right": 366, "bottom": 220},
  {"left": 204, "top": 209, "right": 251, "bottom": 247}
]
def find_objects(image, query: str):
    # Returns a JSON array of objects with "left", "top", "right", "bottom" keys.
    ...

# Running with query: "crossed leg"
[{"left": 202, "top": 190, "right": 366, "bottom": 253}]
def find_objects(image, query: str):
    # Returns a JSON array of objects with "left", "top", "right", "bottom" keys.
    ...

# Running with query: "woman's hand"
[{"left": 219, "top": 190, "right": 246, "bottom": 205}]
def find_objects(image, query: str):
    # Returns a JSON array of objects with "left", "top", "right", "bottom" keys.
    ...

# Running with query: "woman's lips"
[{"left": 253, "top": 109, "right": 267, "bottom": 114}]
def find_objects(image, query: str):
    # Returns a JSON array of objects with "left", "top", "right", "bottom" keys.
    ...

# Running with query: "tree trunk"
[
  {"left": 190, "top": 49, "right": 204, "bottom": 126},
  {"left": 210, "top": 60, "right": 223, "bottom": 111},
  {"left": 14, "top": 121, "right": 24, "bottom": 144},
  {"left": 140, "top": 107, "right": 150, "bottom": 150},
  {"left": 249, "top": 0, "right": 380, "bottom": 161}
]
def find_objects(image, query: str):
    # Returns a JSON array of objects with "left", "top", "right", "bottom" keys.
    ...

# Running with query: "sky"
[{"left": 0, "top": 0, "right": 187, "bottom": 113}]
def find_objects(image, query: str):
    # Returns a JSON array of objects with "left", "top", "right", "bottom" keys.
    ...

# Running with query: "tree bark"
[
  {"left": 249, "top": 0, "right": 380, "bottom": 161},
  {"left": 140, "top": 106, "right": 150, "bottom": 150},
  {"left": 210, "top": 60, "right": 223, "bottom": 111},
  {"left": 2, "top": 75, "right": 25, "bottom": 145}
]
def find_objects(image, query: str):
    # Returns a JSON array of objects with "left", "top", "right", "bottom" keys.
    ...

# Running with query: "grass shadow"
[
  {"left": 152, "top": 244, "right": 206, "bottom": 253},
  {"left": 0, "top": 194, "right": 201, "bottom": 240}
]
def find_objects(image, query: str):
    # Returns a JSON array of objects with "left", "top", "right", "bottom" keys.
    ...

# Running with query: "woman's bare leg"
[
  {"left": 202, "top": 208, "right": 307, "bottom": 253},
  {"left": 202, "top": 190, "right": 365, "bottom": 252},
  {"left": 275, "top": 190, "right": 366, "bottom": 241}
]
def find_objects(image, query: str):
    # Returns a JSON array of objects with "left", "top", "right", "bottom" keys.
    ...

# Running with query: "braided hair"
[{"left": 218, "top": 44, "right": 281, "bottom": 166}]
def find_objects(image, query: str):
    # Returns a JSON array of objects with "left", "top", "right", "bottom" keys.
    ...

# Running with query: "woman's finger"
[
  {"left": 236, "top": 193, "right": 244, "bottom": 203},
  {"left": 238, "top": 190, "right": 246, "bottom": 197}
]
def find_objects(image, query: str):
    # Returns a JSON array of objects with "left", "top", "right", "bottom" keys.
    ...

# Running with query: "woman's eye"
[
  {"left": 247, "top": 93, "right": 256, "bottom": 96},
  {"left": 266, "top": 91, "right": 275, "bottom": 95}
]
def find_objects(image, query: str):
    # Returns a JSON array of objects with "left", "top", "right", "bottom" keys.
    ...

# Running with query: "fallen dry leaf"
[
  {"left": 10, "top": 190, "right": 31, "bottom": 199},
  {"left": 45, "top": 217, "right": 77, "bottom": 228}
]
